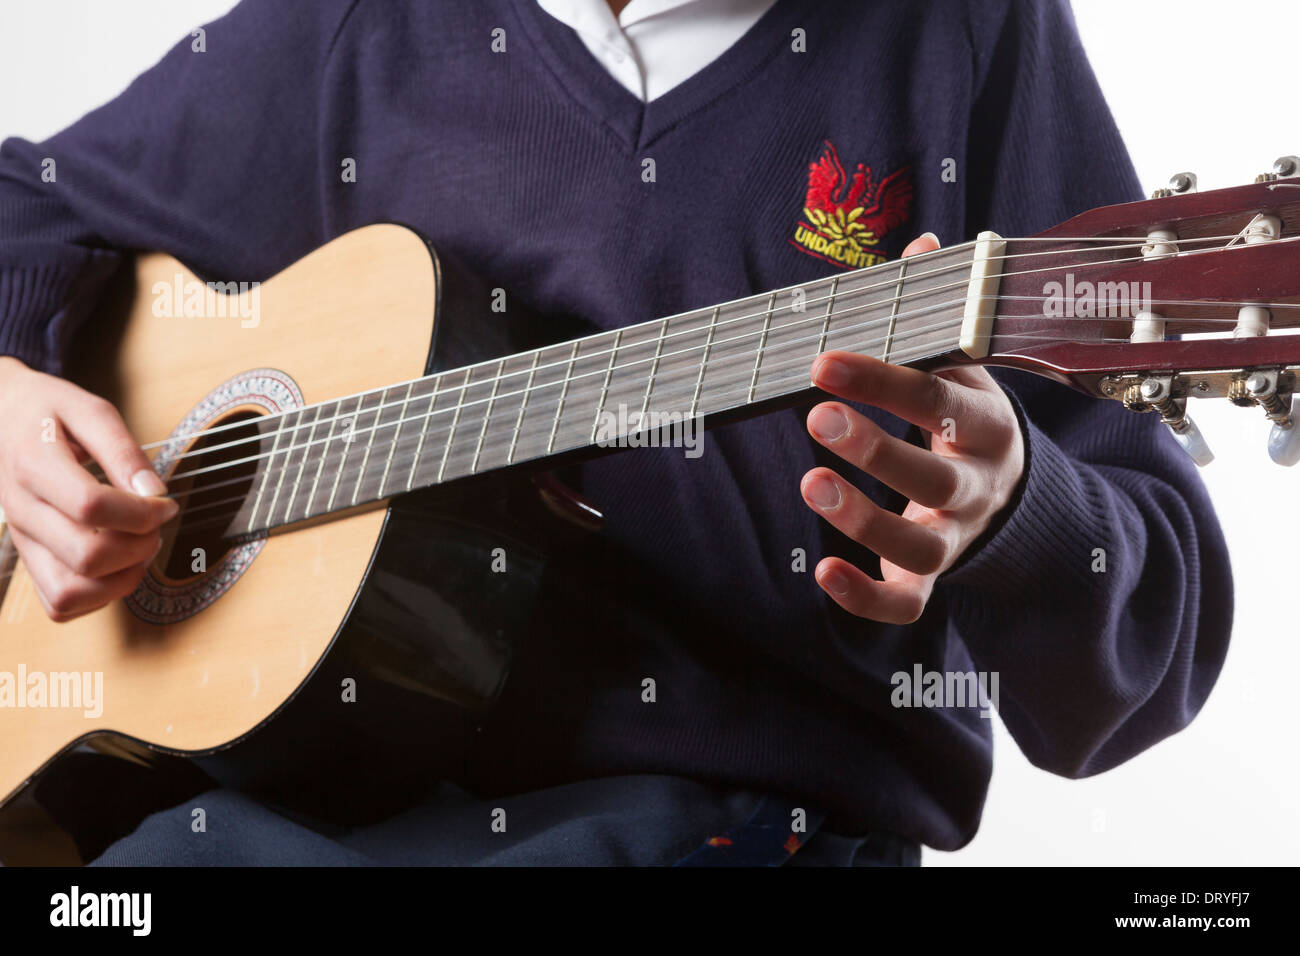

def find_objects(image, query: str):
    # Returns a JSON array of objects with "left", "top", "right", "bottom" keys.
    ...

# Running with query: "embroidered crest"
[{"left": 789, "top": 140, "right": 914, "bottom": 269}]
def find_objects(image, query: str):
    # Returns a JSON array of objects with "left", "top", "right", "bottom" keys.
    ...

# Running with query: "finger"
[
  {"left": 814, "top": 556, "right": 930, "bottom": 625},
  {"left": 17, "top": 436, "right": 177, "bottom": 533},
  {"left": 901, "top": 232, "right": 940, "bottom": 257},
  {"left": 810, "top": 352, "right": 1004, "bottom": 452},
  {"left": 805, "top": 404, "right": 971, "bottom": 510},
  {"left": 4, "top": 486, "right": 162, "bottom": 578},
  {"left": 936, "top": 364, "right": 999, "bottom": 392},
  {"left": 55, "top": 391, "right": 164, "bottom": 496},
  {"left": 801, "top": 468, "right": 952, "bottom": 574},
  {"left": 9, "top": 525, "right": 150, "bottom": 623}
]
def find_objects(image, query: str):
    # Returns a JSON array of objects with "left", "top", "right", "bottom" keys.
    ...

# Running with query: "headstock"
[{"left": 983, "top": 156, "right": 1300, "bottom": 466}]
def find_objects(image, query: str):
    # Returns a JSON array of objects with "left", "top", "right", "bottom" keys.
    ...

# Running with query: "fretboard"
[{"left": 229, "top": 242, "right": 977, "bottom": 537}]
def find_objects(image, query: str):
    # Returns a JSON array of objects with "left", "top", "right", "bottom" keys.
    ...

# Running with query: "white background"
[{"left": 0, "top": 0, "right": 1295, "bottom": 864}]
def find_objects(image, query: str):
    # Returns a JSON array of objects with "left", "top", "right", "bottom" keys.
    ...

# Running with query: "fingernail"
[
  {"left": 152, "top": 537, "right": 164, "bottom": 557},
  {"left": 814, "top": 359, "right": 851, "bottom": 390},
  {"left": 160, "top": 497, "right": 180, "bottom": 521},
  {"left": 804, "top": 474, "right": 841, "bottom": 510},
  {"left": 819, "top": 567, "right": 851, "bottom": 595},
  {"left": 918, "top": 231, "right": 939, "bottom": 245},
  {"left": 808, "top": 406, "right": 848, "bottom": 442},
  {"left": 131, "top": 468, "right": 166, "bottom": 496}
]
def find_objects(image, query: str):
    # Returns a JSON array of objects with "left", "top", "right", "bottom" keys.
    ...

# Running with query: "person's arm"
[
  {"left": 0, "top": 0, "right": 356, "bottom": 374},
  {"left": 801, "top": 0, "right": 1231, "bottom": 776},
  {"left": 954, "top": 0, "right": 1231, "bottom": 775},
  {"left": 0, "top": 0, "right": 358, "bottom": 620}
]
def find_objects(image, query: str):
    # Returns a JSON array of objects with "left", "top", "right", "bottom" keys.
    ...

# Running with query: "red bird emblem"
[{"left": 791, "top": 140, "right": 913, "bottom": 269}]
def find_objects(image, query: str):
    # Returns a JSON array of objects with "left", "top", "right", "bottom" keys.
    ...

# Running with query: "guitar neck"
[{"left": 232, "top": 241, "right": 980, "bottom": 537}]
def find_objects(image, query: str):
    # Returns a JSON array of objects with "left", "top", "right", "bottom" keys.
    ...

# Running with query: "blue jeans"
[{"left": 90, "top": 775, "right": 920, "bottom": 866}]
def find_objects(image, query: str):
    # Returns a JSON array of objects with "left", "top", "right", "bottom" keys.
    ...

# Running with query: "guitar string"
[
  {"left": 12, "top": 235, "right": 1291, "bottom": 547},
  {"left": 0, "top": 304, "right": 1160, "bottom": 591},
  {"left": 1, "top": 230, "right": 1289, "bottom": 582},
  {"left": 160, "top": 288, "right": 1300, "bottom": 525},
  {"left": 165, "top": 295, "right": 1300, "bottom": 537},
  {"left": 135, "top": 242, "right": 986, "bottom": 457},
  {"left": 133, "top": 317, "right": 980, "bottom": 534},
  {"left": 161, "top": 291, "right": 1300, "bottom": 516},
  {"left": 152, "top": 234, "right": 1294, "bottom": 484},
  {"left": 4, "top": 285, "right": 1294, "bottom": 590},
  {"left": 161, "top": 262, "right": 1300, "bottom": 492},
  {"left": 0, "top": 311, "right": 969, "bottom": 584},
  {"left": 124, "top": 231, "right": 1270, "bottom": 459},
  {"left": 163, "top": 303, "right": 973, "bottom": 501},
  {"left": 165, "top": 284, "right": 977, "bottom": 482}
]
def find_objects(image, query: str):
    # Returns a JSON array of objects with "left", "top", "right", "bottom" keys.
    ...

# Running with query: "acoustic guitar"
[{"left": 3, "top": 168, "right": 1300, "bottom": 863}]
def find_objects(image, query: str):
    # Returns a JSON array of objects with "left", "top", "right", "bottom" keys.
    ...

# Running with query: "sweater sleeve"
[
  {"left": 936, "top": 0, "right": 1233, "bottom": 776},
  {"left": 0, "top": 0, "right": 359, "bottom": 375}
]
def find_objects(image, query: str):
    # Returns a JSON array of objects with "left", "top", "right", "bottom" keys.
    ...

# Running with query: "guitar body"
[{"left": 0, "top": 224, "right": 578, "bottom": 863}]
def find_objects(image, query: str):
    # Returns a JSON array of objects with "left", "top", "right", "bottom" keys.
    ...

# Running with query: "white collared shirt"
[{"left": 537, "top": 0, "right": 777, "bottom": 102}]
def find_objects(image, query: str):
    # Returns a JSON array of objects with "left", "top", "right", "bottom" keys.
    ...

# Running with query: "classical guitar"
[{"left": 3, "top": 168, "right": 1300, "bottom": 862}]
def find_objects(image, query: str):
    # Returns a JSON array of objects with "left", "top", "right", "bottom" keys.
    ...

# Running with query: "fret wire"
[
  {"left": 240, "top": 249, "right": 971, "bottom": 497},
  {"left": 464, "top": 280, "right": 960, "bottom": 474},
  {"left": 378, "top": 380, "right": 415, "bottom": 497},
  {"left": 470, "top": 359, "right": 504, "bottom": 475},
  {"left": 326, "top": 395, "right": 365, "bottom": 513},
  {"left": 237, "top": 309, "right": 969, "bottom": 533},
  {"left": 639, "top": 319, "right": 669, "bottom": 419},
  {"left": 246, "top": 417, "right": 287, "bottom": 533},
  {"left": 283, "top": 403, "right": 324, "bottom": 523},
  {"left": 265, "top": 407, "right": 306, "bottom": 524},
  {"left": 305, "top": 400, "right": 339, "bottom": 517},
  {"left": 209, "top": 248, "right": 981, "bottom": 531},
  {"left": 688, "top": 306, "right": 720, "bottom": 420},
  {"left": 817, "top": 276, "right": 838, "bottom": 354},
  {"left": 298, "top": 272, "right": 970, "bottom": 511},
  {"left": 406, "top": 381, "right": 439, "bottom": 491},
  {"left": 881, "top": 258, "right": 908, "bottom": 363},
  {"left": 350, "top": 388, "right": 385, "bottom": 506},
  {"left": 507, "top": 351, "right": 540, "bottom": 465},
  {"left": 189, "top": 247, "right": 977, "bottom": 494},
  {"left": 747, "top": 292, "right": 777, "bottom": 403},
  {"left": 590, "top": 329, "right": 623, "bottom": 443},
  {"left": 456, "top": 319, "right": 959, "bottom": 483},
  {"left": 437, "top": 367, "right": 472, "bottom": 483},
  {"left": 547, "top": 341, "right": 579, "bottom": 455}
]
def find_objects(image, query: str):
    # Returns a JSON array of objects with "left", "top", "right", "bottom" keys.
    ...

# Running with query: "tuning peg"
[
  {"left": 1170, "top": 415, "right": 1214, "bottom": 467},
  {"left": 1256, "top": 155, "right": 1300, "bottom": 182},
  {"left": 1150, "top": 171, "right": 1197, "bottom": 199},
  {"left": 1236, "top": 371, "right": 1300, "bottom": 465},
  {"left": 1268, "top": 408, "right": 1300, "bottom": 466},
  {"left": 1137, "top": 377, "right": 1214, "bottom": 466}
]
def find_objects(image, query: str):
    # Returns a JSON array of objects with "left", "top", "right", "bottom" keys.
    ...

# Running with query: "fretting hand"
[{"left": 800, "top": 233, "right": 1026, "bottom": 624}]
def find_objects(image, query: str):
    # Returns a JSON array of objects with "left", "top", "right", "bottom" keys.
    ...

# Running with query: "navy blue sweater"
[{"left": 0, "top": 0, "right": 1231, "bottom": 850}]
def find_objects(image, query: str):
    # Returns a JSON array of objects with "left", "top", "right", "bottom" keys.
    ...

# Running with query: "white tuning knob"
[
  {"left": 1171, "top": 416, "right": 1214, "bottom": 467},
  {"left": 1267, "top": 398, "right": 1300, "bottom": 466}
]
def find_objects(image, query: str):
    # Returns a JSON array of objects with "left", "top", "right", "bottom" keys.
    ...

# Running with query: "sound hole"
[{"left": 159, "top": 410, "right": 263, "bottom": 581}]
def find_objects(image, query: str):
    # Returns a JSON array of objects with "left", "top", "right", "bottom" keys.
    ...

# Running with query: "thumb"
[
  {"left": 58, "top": 392, "right": 165, "bottom": 497},
  {"left": 901, "top": 232, "right": 940, "bottom": 257}
]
